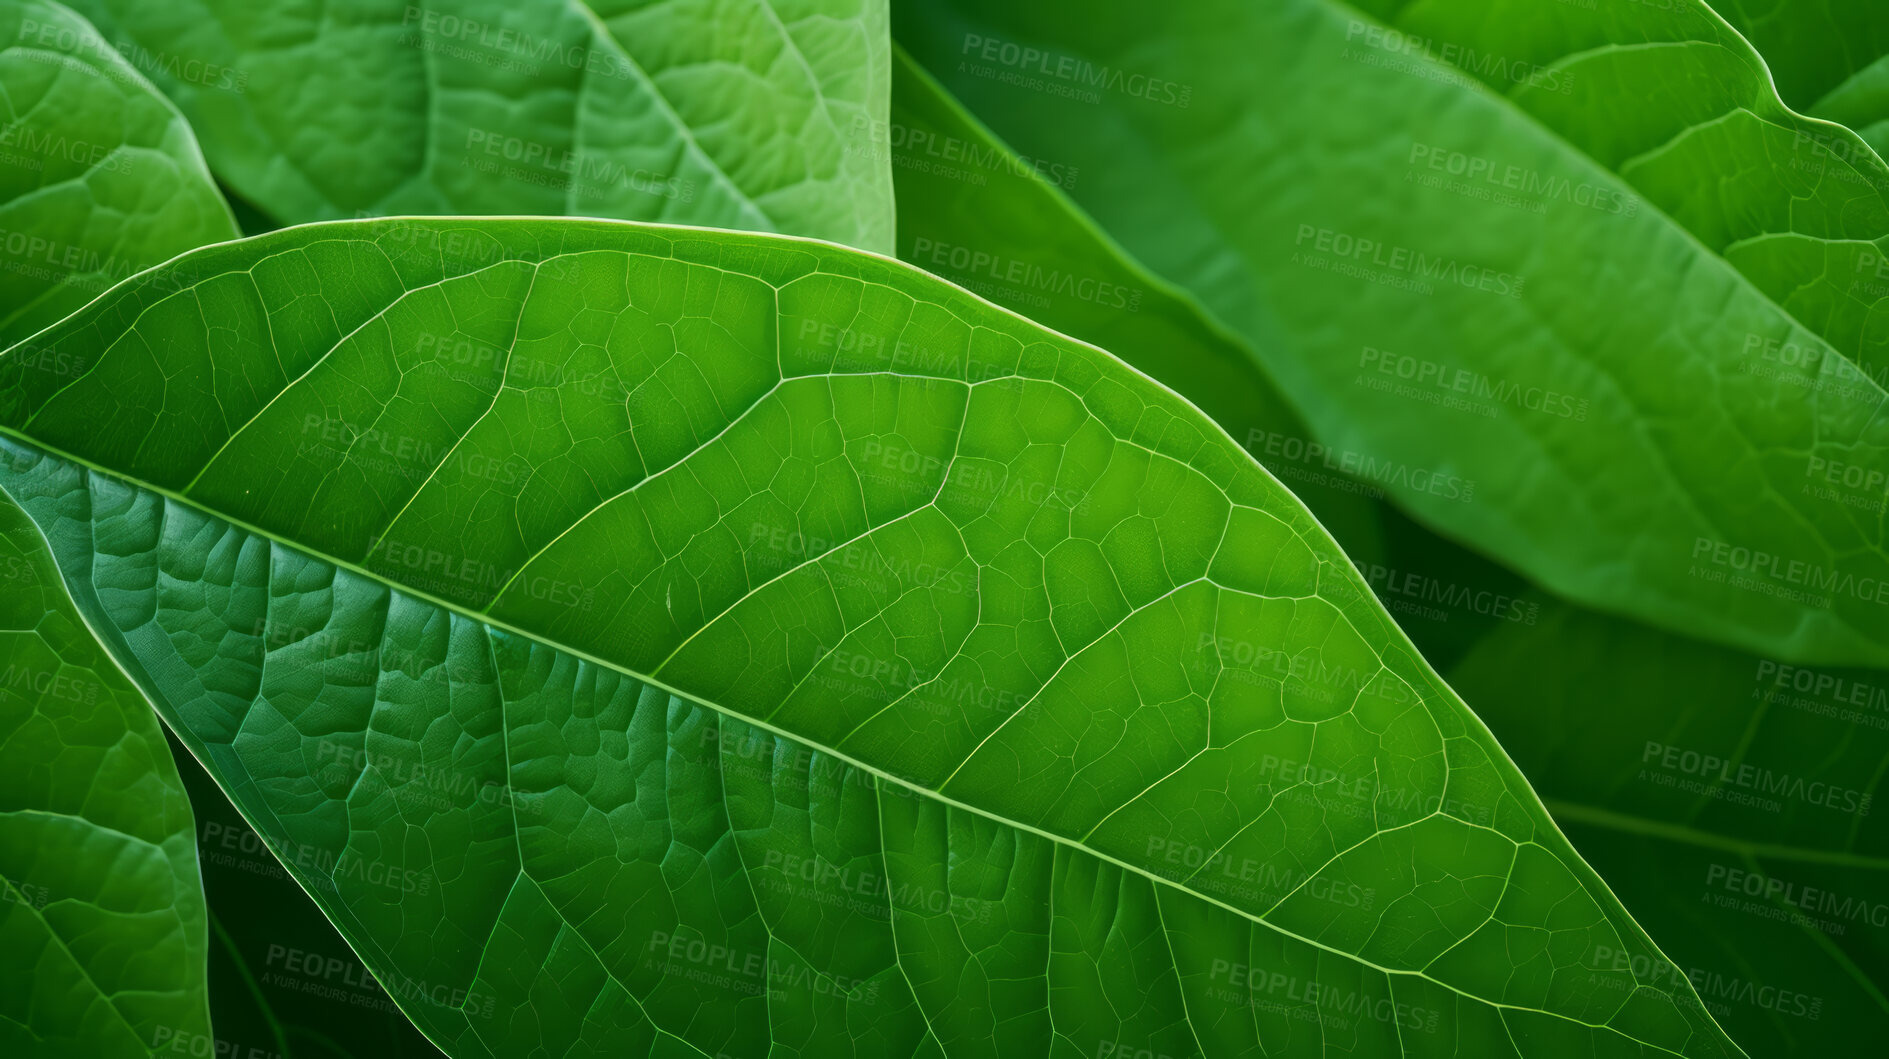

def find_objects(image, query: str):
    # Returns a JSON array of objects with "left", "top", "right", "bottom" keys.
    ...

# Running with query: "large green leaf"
[
  {"left": 61, "top": 0, "right": 895, "bottom": 252},
  {"left": 0, "top": 217, "right": 1742, "bottom": 1057},
  {"left": 882, "top": 47, "right": 1387, "bottom": 568},
  {"left": 894, "top": 0, "right": 1889, "bottom": 668},
  {"left": 0, "top": 0, "right": 236, "bottom": 347},
  {"left": 0, "top": 457, "right": 211, "bottom": 1057},
  {"left": 1447, "top": 598, "right": 1889, "bottom": 1055}
]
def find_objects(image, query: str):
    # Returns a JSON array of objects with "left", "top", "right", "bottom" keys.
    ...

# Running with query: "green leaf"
[
  {"left": 0, "top": 8, "right": 235, "bottom": 1050},
  {"left": 1447, "top": 598, "right": 1889, "bottom": 1056},
  {"left": 0, "top": 453, "right": 211, "bottom": 1057},
  {"left": 884, "top": 12, "right": 1889, "bottom": 1050},
  {"left": 893, "top": 0, "right": 1889, "bottom": 667},
  {"left": 168, "top": 725, "right": 450, "bottom": 1059},
  {"left": 0, "top": 0, "right": 236, "bottom": 348},
  {"left": 1707, "top": 0, "right": 1889, "bottom": 110},
  {"left": 0, "top": 217, "right": 1742, "bottom": 1057},
  {"left": 1815, "top": 84, "right": 1889, "bottom": 161},
  {"left": 59, "top": 0, "right": 896, "bottom": 252},
  {"left": 1706, "top": 0, "right": 1889, "bottom": 153},
  {"left": 882, "top": 46, "right": 1387, "bottom": 568}
]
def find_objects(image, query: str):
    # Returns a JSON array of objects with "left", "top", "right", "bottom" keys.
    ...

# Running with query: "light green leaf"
[
  {"left": 882, "top": 46, "right": 1387, "bottom": 568},
  {"left": 894, "top": 0, "right": 1889, "bottom": 667},
  {"left": 0, "top": 217, "right": 1741, "bottom": 1057},
  {"left": 59, "top": 0, "right": 895, "bottom": 252},
  {"left": 1447, "top": 598, "right": 1889, "bottom": 1056},
  {"left": 0, "top": 0, "right": 236, "bottom": 347},
  {"left": 0, "top": 455, "right": 211, "bottom": 1057}
]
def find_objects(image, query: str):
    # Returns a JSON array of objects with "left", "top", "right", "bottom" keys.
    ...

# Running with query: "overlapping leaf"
[
  {"left": 0, "top": 0, "right": 235, "bottom": 347},
  {"left": 3, "top": 3, "right": 899, "bottom": 1047},
  {"left": 895, "top": 0, "right": 1889, "bottom": 667},
  {"left": 1706, "top": 0, "right": 1889, "bottom": 152},
  {"left": 0, "top": 217, "right": 1742, "bottom": 1057},
  {"left": 1448, "top": 599, "right": 1889, "bottom": 1056},
  {"left": 1352, "top": 495, "right": 1889, "bottom": 1054},
  {"left": 0, "top": 3, "right": 229, "bottom": 1053},
  {"left": 882, "top": 48, "right": 1386, "bottom": 567},
  {"left": 62, "top": 0, "right": 895, "bottom": 251},
  {"left": 0, "top": 467, "right": 211, "bottom": 1058},
  {"left": 876, "top": 40, "right": 1889, "bottom": 1051},
  {"left": 170, "top": 726, "right": 451, "bottom": 1059}
]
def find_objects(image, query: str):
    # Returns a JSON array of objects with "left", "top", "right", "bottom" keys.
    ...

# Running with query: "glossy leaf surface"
[
  {"left": 0, "top": 218, "right": 1739, "bottom": 1057},
  {"left": 0, "top": 4, "right": 226, "bottom": 1048}
]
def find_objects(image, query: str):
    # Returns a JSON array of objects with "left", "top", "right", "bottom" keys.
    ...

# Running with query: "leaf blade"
[
  {"left": 892, "top": 0, "right": 1889, "bottom": 666},
  {"left": 60, "top": 0, "right": 896, "bottom": 251},
  {"left": 0, "top": 0, "right": 237, "bottom": 349},
  {"left": 0, "top": 465, "right": 211, "bottom": 1058},
  {"left": 1448, "top": 598, "right": 1889, "bottom": 1055},
  {"left": 883, "top": 45, "right": 1389, "bottom": 566},
  {"left": 0, "top": 217, "right": 1744, "bottom": 1057}
]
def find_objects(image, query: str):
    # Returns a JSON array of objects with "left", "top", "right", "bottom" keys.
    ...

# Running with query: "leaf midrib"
[{"left": 0, "top": 424, "right": 1707, "bottom": 1051}]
